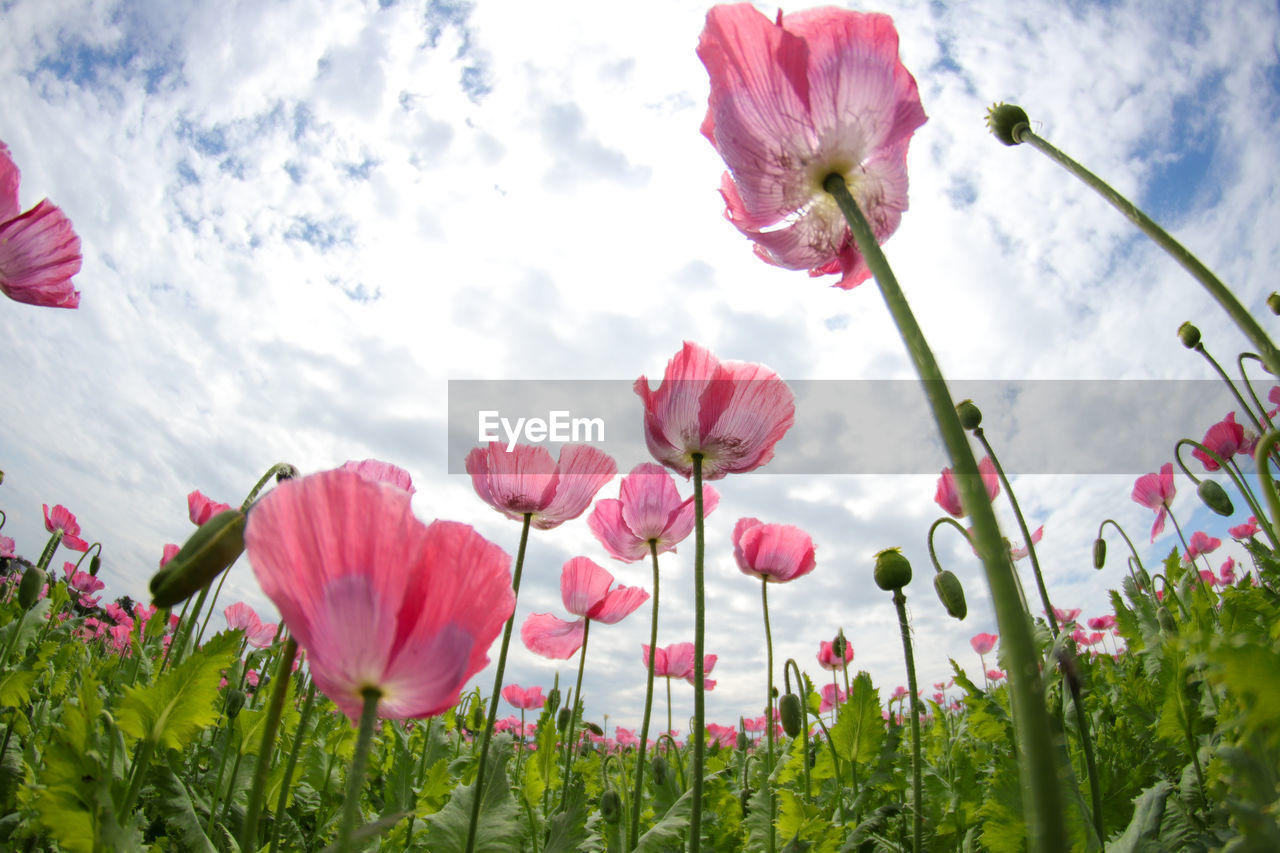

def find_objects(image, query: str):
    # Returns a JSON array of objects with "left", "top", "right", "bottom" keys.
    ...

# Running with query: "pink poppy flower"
[
  {"left": 1132, "top": 464, "right": 1176, "bottom": 542},
  {"left": 819, "top": 683, "right": 846, "bottom": 714},
  {"left": 0, "top": 141, "right": 81, "bottom": 308},
  {"left": 224, "top": 602, "right": 279, "bottom": 648},
  {"left": 816, "top": 639, "right": 854, "bottom": 671},
  {"left": 1218, "top": 557, "right": 1237, "bottom": 586},
  {"left": 696, "top": 5, "right": 926, "bottom": 288},
  {"left": 934, "top": 457, "right": 1000, "bottom": 518},
  {"left": 104, "top": 602, "right": 133, "bottom": 628},
  {"left": 466, "top": 443, "right": 616, "bottom": 530},
  {"left": 188, "top": 490, "right": 234, "bottom": 526},
  {"left": 341, "top": 459, "right": 415, "bottom": 494},
  {"left": 243, "top": 466, "right": 515, "bottom": 720},
  {"left": 732, "top": 517, "right": 816, "bottom": 583},
  {"left": 1087, "top": 615, "right": 1116, "bottom": 631},
  {"left": 1269, "top": 386, "right": 1280, "bottom": 418},
  {"left": 0, "top": 535, "right": 14, "bottom": 558},
  {"left": 634, "top": 341, "right": 795, "bottom": 481},
  {"left": 1053, "top": 607, "right": 1082, "bottom": 626},
  {"left": 1183, "top": 531, "right": 1221, "bottom": 563},
  {"left": 502, "top": 684, "right": 546, "bottom": 711},
  {"left": 65, "top": 567, "right": 104, "bottom": 596},
  {"left": 970, "top": 632, "right": 998, "bottom": 655},
  {"left": 1070, "top": 627, "right": 1090, "bottom": 645},
  {"left": 1009, "top": 524, "right": 1045, "bottom": 562},
  {"left": 1192, "top": 413, "right": 1244, "bottom": 471},
  {"left": 160, "top": 543, "right": 180, "bottom": 567},
  {"left": 642, "top": 642, "right": 717, "bottom": 689},
  {"left": 986, "top": 669, "right": 1006, "bottom": 681},
  {"left": 706, "top": 723, "right": 737, "bottom": 748},
  {"left": 43, "top": 504, "right": 89, "bottom": 552},
  {"left": 245, "top": 669, "right": 260, "bottom": 688},
  {"left": 1229, "top": 517, "right": 1259, "bottom": 538},
  {"left": 588, "top": 463, "right": 721, "bottom": 562},
  {"left": 110, "top": 623, "right": 133, "bottom": 654},
  {"left": 615, "top": 727, "right": 640, "bottom": 748},
  {"left": 521, "top": 557, "right": 648, "bottom": 660},
  {"left": 891, "top": 685, "right": 909, "bottom": 701}
]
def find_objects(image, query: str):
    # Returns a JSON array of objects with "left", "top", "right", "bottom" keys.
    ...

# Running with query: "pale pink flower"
[
  {"left": 588, "top": 463, "right": 720, "bottom": 562},
  {"left": 697, "top": 5, "right": 926, "bottom": 288},
  {"left": 466, "top": 443, "right": 616, "bottom": 530},
  {"left": 642, "top": 642, "right": 717, "bottom": 690},
  {"left": 732, "top": 517, "right": 816, "bottom": 583},
  {"left": 706, "top": 723, "right": 736, "bottom": 748},
  {"left": 1009, "top": 524, "right": 1045, "bottom": 562},
  {"left": 245, "top": 669, "right": 260, "bottom": 688},
  {"left": 934, "top": 457, "right": 1000, "bottom": 518},
  {"left": 1053, "top": 607, "right": 1082, "bottom": 626},
  {"left": 43, "top": 504, "right": 89, "bottom": 551},
  {"left": 1229, "top": 518, "right": 1259, "bottom": 538},
  {"left": 0, "top": 140, "right": 81, "bottom": 308},
  {"left": 1192, "top": 413, "right": 1244, "bottom": 472},
  {"left": 615, "top": 727, "right": 640, "bottom": 749},
  {"left": 970, "top": 632, "right": 997, "bottom": 655},
  {"left": 819, "top": 683, "right": 846, "bottom": 714},
  {"left": 160, "top": 543, "right": 180, "bottom": 567},
  {"left": 986, "top": 669, "right": 1006, "bottom": 681},
  {"left": 521, "top": 557, "right": 648, "bottom": 660},
  {"left": 1087, "top": 615, "right": 1116, "bottom": 631},
  {"left": 244, "top": 467, "right": 515, "bottom": 720},
  {"left": 224, "top": 602, "right": 278, "bottom": 648},
  {"left": 1218, "top": 557, "right": 1237, "bottom": 586},
  {"left": 341, "top": 459, "right": 415, "bottom": 494},
  {"left": 501, "top": 684, "right": 546, "bottom": 711},
  {"left": 634, "top": 341, "right": 795, "bottom": 481},
  {"left": 188, "top": 490, "right": 233, "bottom": 526},
  {"left": 1183, "top": 531, "right": 1221, "bottom": 563},
  {"left": 816, "top": 639, "right": 854, "bottom": 671},
  {"left": 1132, "top": 464, "right": 1176, "bottom": 542},
  {"left": 0, "top": 535, "right": 14, "bottom": 558}
]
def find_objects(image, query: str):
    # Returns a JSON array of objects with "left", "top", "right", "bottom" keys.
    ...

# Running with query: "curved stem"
[
  {"left": 975, "top": 428, "right": 1058, "bottom": 635},
  {"left": 689, "top": 453, "right": 707, "bottom": 853},
  {"left": 560, "top": 619, "right": 591, "bottom": 812},
  {"left": 760, "top": 579, "right": 777, "bottom": 853},
  {"left": 268, "top": 678, "right": 317, "bottom": 853},
  {"left": 240, "top": 636, "right": 298, "bottom": 852},
  {"left": 1164, "top": 508, "right": 1214, "bottom": 601},
  {"left": 240, "top": 462, "right": 297, "bottom": 511},
  {"left": 824, "top": 173, "right": 1065, "bottom": 850},
  {"left": 783, "top": 658, "right": 811, "bottom": 800},
  {"left": 892, "top": 589, "right": 923, "bottom": 853},
  {"left": 465, "top": 512, "right": 532, "bottom": 853},
  {"left": 1173, "top": 438, "right": 1277, "bottom": 549},
  {"left": 1195, "top": 343, "right": 1266, "bottom": 434},
  {"left": 336, "top": 687, "right": 383, "bottom": 853},
  {"left": 1238, "top": 353, "right": 1277, "bottom": 432},
  {"left": 926, "top": 517, "right": 976, "bottom": 574},
  {"left": 629, "top": 542, "right": 662, "bottom": 850},
  {"left": 1095, "top": 520, "right": 1148, "bottom": 585},
  {"left": 1016, "top": 128, "right": 1280, "bottom": 378},
  {"left": 1256, "top": 430, "right": 1280, "bottom": 543}
]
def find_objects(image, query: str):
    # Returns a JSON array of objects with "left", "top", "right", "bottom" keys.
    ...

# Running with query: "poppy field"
[{"left": 4, "top": 2, "right": 1280, "bottom": 852}]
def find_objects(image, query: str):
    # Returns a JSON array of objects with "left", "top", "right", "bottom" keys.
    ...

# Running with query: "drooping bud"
[
  {"left": 275, "top": 464, "right": 300, "bottom": 482},
  {"left": 986, "top": 103, "right": 1030, "bottom": 146},
  {"left": 583, "top": 721, "right": 603, "bottom": 737},
  {"left": 1177, "top": 322, "right": 1201, "bottom": 349},
  {"left": 1092, "top": 538, "right": 1106, "bottom": 570},
  {"left": 18, "top": 564, "right": 46, "bottom": 609},
  {"left": 149, "top": 509, "right": 246, "bottom": 607},
  {"left": 651, "top": 755, "right": 668, "bottom": 785},
  {"left": 557, "top": 707, "right": 571, "bottom": 733},
  {"left": 956, "top": 399, "right": 983, "bottom": 431},
  {"left": 600, "top": 790, "right": 621, "bottom": 823},
  {"left": 1197, "top": 480, "right": 1233, "bottom": 516},
  {"left": 1156, "top": 605, "right": 1177, "bottom": 634},
  {"left": 89, "top": 553, "right": 102, "bottom": 577},
  {"left": 873, "top": 548, "right": 912, "bottom": 591},
  {"left": 933, "top": 570, "right": 967, "bottom": 620},
  {"left": 225, "top": 689, "right": 247, "bottom": 719},
  {"left": 779, "top": 693, "right": 804, "bottom": 738},
  {"left": 1269, "top": 292, "right": 1280, "bottom": 315}
]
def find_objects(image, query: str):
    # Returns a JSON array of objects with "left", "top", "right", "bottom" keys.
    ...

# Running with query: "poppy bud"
[
  {"left": 469, "top": 704, "right": 484, "bottom": 731},
  {"left": 1269, "top": 292, "right": 1280, "bottom": 315},
  {"left": 275, "top": 464, "right": 300, "bottom": 482},
  {"left": 779, "top": 693, "right": 803, "bottom": 738},
  {"left": 546, "top": 687, "right": 561, "bottom": 715},
  {"left": 583, "top": 721, "right": 603, "bottom": 737},
  {"left": 933, "top": 570, "right": 967, "bottom": 620},
  {"left": 736, "top": 731, "right": 749, "bottom": 750},
  {"left": 18, "top": 564, "right": 45, "bottom": 609},
  {"left": 600, "top": 790, "right": 621, "bottom": 823},
  {"left": 985, "top": 103, "right": 1030, "bottom": 146},
  {"left": 1197, "top": 480, "right": 1233, "bottom": 516},
  {"left": 557, "top": 708, "right": 571, "bottom": 733},
  {"left": 874, "top": 548, "right": 912, "bottom": 591},
  {"left": 831, "top": 631, "right": 847, "bottom": 660},
  {"left": 89, "top": 554, "right": 102, "bottom": 577},
  {"left": 225, "top": 689, "right": 247, "bottom": 719},
  {"left": 1092, "top": 538, "right": 1106, "bottom": 570},
  {"left": 1156, "top": 606, "right": 1177, "bottom": 634},
  {"left": 1177, "top": 322, "right": 1201, "bottom": 349},
  {"left": 956, "top": 399, "right": 982, "bottom": 431},
  {"left": 149, "top": 509, "right": 246, "bottom": 607},
  {"left": 651, "top": 755, "right": 668, "bottom": 785}
]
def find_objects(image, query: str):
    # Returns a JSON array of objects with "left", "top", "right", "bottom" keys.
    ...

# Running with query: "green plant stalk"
[
  {"left": 1257, "top": 429, "right": 1280, "bottom": 536},
  {"left": 159, "top": 597, "right": 193, "bottom": 672},
  {"left": 689, "top": 453, "right": 707, "bottom": 853},
  {"left": 783, "top": 659, "right": 811, "bottom": 799},
  {"left": 1096, "top": 520, "right": 1148, "bottom": 585},
  {"left": 35, "top": 531, "right": 62, "bottom": 571},
  {"left": 1164, "top": 508, "right": 1215, "bottom": 602},
  {"left": 974, "top": 429, "right": 1060, "bottom": 636},
  {"left": 465, "top": 512, "right": 532, "bottom": 853},
  {"left": 268, "top": 678, "right": 318, "bottom": 853},
  {"left": 560, "top": 619, "right": 592, "bottom": 813},
  {"left": 240, "top": 636, "right": 298, "bottom": 852},
  {"left": 0, "top": 609, "right": 29, "bottom": 675},
  {"left": 891, "top": 589, "right": 923, "bottom": 853},
  {"left": 1015, "top": 128, "right": 1280, "bottom": 378},
  {"left": 1196, "top": 343, "right": 1267, "bottom": 435},
  {"left": 806, "top": 710, "right": 846, "bottom": 823},
  {"left": 1238, "top": 353, "right": 1277, "bottom": 432},
  {"left": 206, "top": 721, "right": 237, "bottom": 840},
  {"left": 165, "top": 584, "right": 210, "bottom": 673},
  {"left": 760, "top": 579, "right": 777, "bottom": 853},
  {"left": 118, "top": 736, "right": 155, "bottom": 822},
  {"left": 194, "top": 557, "right": 235, "bottom": 649},
  {"left": 825, "top": 173, "right": 1065, "bottom": 851},
  {"left": 336, "top": 687, "right": 383, "bottom": 853},
  {"left": 629, "top": 541, "right": 663, "bottom": 850},
  {"left": 1062, "top": 652, "right": 1103, "bottom": 841},
  {"left": 240, "top": 462, "right": 296, "bottom": 511}
]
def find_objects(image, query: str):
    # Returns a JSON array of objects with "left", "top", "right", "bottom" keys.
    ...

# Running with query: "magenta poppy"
[
  {"left": 634, "top": 341, "right": 795, "bottom": 481},
  {"left": 188, "top": 490, "right": 233, "bottom": 526},
  {"left": 817, "top": 639, "right": 854, "bottom": 671},
  {"left": 587, "top": 463, "right": 720, "bottom": 562},
  {"left": 934, "top": 457, "right": 1000, "bottom": 518},
  {"left": 1192, "top": 413, "right": 1244, "bottom": 471},
  {"left": 642, "top": 642, "right": 717, "bottom": 690},
  {"left": 1086, "top": 615, "right": 1116, "bottom": 631},
  {"left": 501, "top": 684, "right": 546, "bottom": 711},
  {"left": 1132, "top": 463, "right": 1176, "bottom": 542},
  {"left": 986, "top": 669, "right": 1006, "bottom": 681},
  {"left": 244, "top": 467, "right": 514, "bottom": 720},
  {"left": 819, "top": 683, "right": 846, "bottom": 714},
  {"left": 1053, "top": 607, "right": 1082, "bottom": 626},
  {"left": 1218, "top": 557, "right": 1236, "bottom": 585},
  {"left": 0, "top": 535, "right": 14, "bottom": 558},
  {"left": 1183, "top": 531, "right": 1221, "bottom": 563},
  {"left": 520, "top": 557, "right": 648, "bottom": 659},
  {"left": 706, "top": 723, "right": 737, "bottom": 748},
  {"left": 0, "top": 141, "right": 81, "bottom": 308},
  {"left": 466, "top": 443, "right": 616, "bottom": 530},
  {"left": 970, "top": 632, "right": 998, "bottom": 655},
  {"left": 341, "top": 459, "right": 416, "bottom": 493},
  {"left": 733, "top": 517, "right": 816, "bottom": 583},
  {"left": 697, "top": 5, "right": 926, "bottom": 288},
  {"left": 43, "top": 504, "right": 89, "bottom": 551},
  {"left": 1228, "top": 517, "right": 1259, "bottom": 538}
]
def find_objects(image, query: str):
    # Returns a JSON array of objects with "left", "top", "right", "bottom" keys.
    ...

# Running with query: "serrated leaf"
[
  {"left": 635, "top": 770, "right": 720, "bottom": 853},
  {"left": 424, "top": 735, "right": 525, "bottom": 853},
  {"left": 829, "top": 672, "right": 883, "bottom": 768},
  {"left": 1104, "top": 780, "right": 1171, "bottom": 853},
  {"left": 153, "top": 763, "right": 217, "bottom": 853},
  {"left": 543, "top": 777, "right": 590, "bottom": 853},
  {"left": 0, "top": 670, "right": 36, "bottom": 706},
  {"left": 117, "top": 630, "right": 239, "bottom": 751}
]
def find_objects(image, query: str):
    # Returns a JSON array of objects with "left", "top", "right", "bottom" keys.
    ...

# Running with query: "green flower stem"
[
  {"left": 689, "top": 453, "right": 707, "bottom": 853},
  {"left": 1096, "top": 521, "right": 1149, "bottom": 587},
  {"left": 926, "top": 517, "right": 975, "bottom": 574},
  {"left": 1163, "top": 508, "right": 1214, "bottom": 601},
  {"left": 240, "top": 462, "right": 297, "bottom": 511},
  {"left": 1255, "top": 430, "right": 1280, "bottom": 540},
  {"left": 1173, "top": 438, "right": 1278, "bottom": 549},
  {"left": 165, "top": 584, "right": 210, "bottom": 673},
  {"left": 891, "top": 589, "right": 923, "bottom": 853},
  {"left": 973, "top": 428, "right": 1059, "bottom": 636},
  {"left": 629, "top": 541, "right": 663, "bottom": 850},
  {"left": 806, "top": 711, "right": 846, "bottom": 823},
  {"left": 1195, "top": 343, "right": 1267, "bottom": 435},
  {"left": 760, "top": 580, "right": 777, "bottom": 853},
  {"left": 268, "top": 678, "right": 318, "bottom": 853},
  {"left": 159, "top": 597, "right": 192, "bottom": 671},
  {"left": 240, "top": 636, "right": 298, "bottom": 853},
  {"left": 1062, "top": 649, "right": 1103, "bottom": 842},
  {"left": 782, "top": 659, "right": 811, "bottom": 800},
  {"left": 206, "top": 721, "right": 237, "bottom": 840},
  {"left": 560, "top": 618, "right": 591, "bottom": 812},
  {"left": 464, "top": 512, "right": 532, "bottom": 853},
  {"left": 193, "top": 556, "right": 235, "bottom": 649},
  {"left": 825, "top": 173, "right": 1066, "bottom": 851},
  {"left": 336, "top": 687, "right": 383, "bottom": 853},
  {"left": 1238, "top": 353, "right": 1277, "bottom": 432},
  {"left": 118, "top": 736, "right": 155, "bottom": 822},
  {"left": 35, "top": 531, "right": 62, "bottom": 571},
  {"left": 1013, "top": 127, "right": 1280, "bottom": 378}
]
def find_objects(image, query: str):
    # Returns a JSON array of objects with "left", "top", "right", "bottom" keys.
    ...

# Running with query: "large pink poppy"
[{"left": 0, "top": 141, "right": 81, "bottom": 308}]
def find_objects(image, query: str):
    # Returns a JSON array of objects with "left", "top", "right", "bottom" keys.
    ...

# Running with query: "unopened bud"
[
  {"left": 874, "top": 548, "right": 912, "bottom": 591},
  {"left": 956, "top": 399, "right": 983, "bottom": 431},
  {"left": 583, "top": 721, "right": 603, "bottom": 737},
  {"left": 779, "top": 693, "right": 804, "bottom": 738},
  {"left": 1197, "top": 480, "right": 1233, "bottom": 516},
  {"left": 275, "top": 464, "right": 300, "bottom": 482},
  {"left": 546, "top": 687, "right": 561, "bottom": 715},
  {"left": 149, "top": 510, "right": 246, "bottom": 607},
  {"left": 469, "top": 704, "right": 484, "bottom": 731},
  {"left": 1177, "top": 322, "right": 1201, "bottom": 349},
  {"left": 557, "top": 708, "right": 571, "bottom": 733},
  {"left": 1157, "top": 606, "right": 1177, "bottom": 634},
  {"left": 933, "top": 570, "right": 967, "bottom": 620},
  {"left": 651, "top": 755, "right": 668, "bottom": 785},
  {"left": 986, "top": 103, "right": 1030, "bottom": 146},
  {"left": 1269, "top": 292, "right": 1280, "bottom": 315},
  {"left": 225, "top": 689, "right": 247, "bottom": 719},
  {"left": 89, "top": 554, "right": 102, "bottom": 577},
  {"left": 1092, "top": 538, "right": 1106, "bottom": 570},
  {"left": 736, "top": 731, "right": 749, "bottom": 750},
  {"left": 18, "top": 564, "right": 45, "bottom": 609},
  {"left": 600, "top": 790, "right": 621, "bottom": 823},
  {"left": 831, "top": 631, "right": 847, "bottom": 659}
]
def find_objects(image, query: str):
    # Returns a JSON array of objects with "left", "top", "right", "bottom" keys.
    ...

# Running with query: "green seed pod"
[
  {"left": 831, "top": 631, "right": 847, "bottom": 660},
  {"left": 956, "top": 399, "right": 983, "bottom": 431},
  {"left": 651, "top": 755, "right": 668, "bottom": 785},
  {"left": 1177, "top": 322, "right": 1201, "bottom": 349},
  {"left": 149, "top": 510, "right": 246, "bottom": 607},
  {"left": 88, "top": 553, "right": 102, "bottom": 577},
  {"left": 225, "top": 689, "right": 247, "bottom": 719},
  {"left": 1092, "top": 538, "right": 1106, "bottom": 570},
  {"left": 546, "top": 687, "right": 561, "bottom": 715},
  {"left": 779, "top": 693, "right": 804, "bottom": 738},
  {"left": 469, "top": 704, "right": 484, "bottom": 731},
  {"left": 557, "top": 707, "right": 571, "bottom": 733},
  {"left": 583, "top": 721, "right": 603, "bottom": 737},
  {"left": 933, "top": 570, "right": 968, "bottom": 620},
  {"left": 985, "top": 103, "right": 1030, "bottom": 146},
  {"left": 600, "top": 790, "right": 621, "bottom": 824},
  {"left": 1157, "top": 605, "right": 1177, "bottom": 634},
  {"left": 18, "top": 564, "right": 46, "bottom": 609},
  {"left": 736, "top": 730, "right": 749, "bottom": 751},
  {"left": 1197, "top": 480, "right": 1233, "bottom": 516},
  {"left": 1269, "top": 292, "right": 1280, "bottom": 315},
  {"left": 874, "top": 548, "right": 912, "bottom": 591}
]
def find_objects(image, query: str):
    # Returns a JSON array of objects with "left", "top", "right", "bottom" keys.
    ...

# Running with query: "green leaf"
[
  {"left": 635, "top": 771, "right": 719, "bottom": 853},
  {"left": 1105, "top": 780, "right": 1171, "bottom": 853},
  {"left": 0, "top": 670, "right": 36, "bottom": 707},
  {"left": 543, "top": 777, "right": 590, "bottom": 853},
  {"left": 153, "top": 763, "right": 217, "bottom": 853},
  {"left": 829, "top": 672, "right": 883, "bottom": 768},
  {"left": 423, "top": 735, "right": 525, "bottom": 853},
  {"left": 116, "top": 629, "right": 239, "bottom": 751}
]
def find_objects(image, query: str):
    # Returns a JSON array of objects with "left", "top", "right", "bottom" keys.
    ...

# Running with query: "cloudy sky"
[{"left": 3, "top": 0, "right": 1278, "bottom": 732}]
